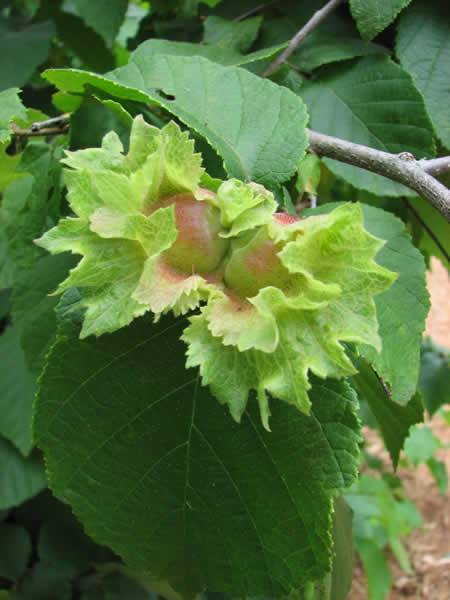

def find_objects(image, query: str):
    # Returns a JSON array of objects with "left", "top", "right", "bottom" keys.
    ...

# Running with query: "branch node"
[{"left": 308, "top": 129, "right": 450, "bottom": 222}]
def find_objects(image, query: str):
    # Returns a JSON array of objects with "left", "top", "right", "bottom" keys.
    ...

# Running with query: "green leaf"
[
  {"left": 34, "top": 315, "right": 361, "bottom": 598},
  {"left": 0, "top": 142, "right": 64, "bottom": 288},
  {"left": 9, "top": 562, "right": 71, "bottom": 600},
  {"left": 40, "top": 222, "right": 149, "bottom": 339},
  {"left": 396, "top": 0, "right": 450, "bottom": 149},
  {"left": 116, "top": 3, "right": 147, "bottom": 47},
  {"left": 296, "top": 36, "right": 387, "bottom": 72},
  {"left": 151, "top": 0, "right": 222, "bottom": 16},
  {"left": 296, "top": 154, "right": 321, "bottom": 196},
  {"left": 0, "top": 88, "right": 27, "bottom": 143},
  {"left": 350, "top": 0, "right": 412, "bottom": 41},
  {"left": 69, "top": 98, "right": 131, "bottom": 153},
  {"left": 0, "top": 437, "right": 46, "bottom": 510},
  {"left": 67, "top": 0, "right": 128, "bottom": 47},
  {"left": 330, "top": 498, "right": 353, "bottom": 600},
  {"left": 0, "top": 325, "right": 35, "bottom": 455},
  {"left": 38, "top": 500, "right": 111, "bottom": 577},
  {"left": 90, "top": 571, "right": 157, "bottom": 600},
  {"left": 347, "top": 474, "right": 421, "bottom": 599},
  {"left": 426, "top": 457, "right": 448, "bottom": 495},
  {"left": 11, "top": 253, "right": 77, "bottom": 374},
  {"left": 407, "top": 197, "right": 450, "bottom": 266},
  {"left": 52, "top": 9, "right": 115, "bottom": 73},
  {"left": 98, "top": 36, "right": 286, "bottom": 69},
  {"left": 359, "top": 207, "right": 430, "bottom": 405},
  {"left": 0, "top": 142, "right": 24, "bottom": 192},
  {"left": 305, "top": 203, "right": 429, "bottom": 407},
  {"left": 0, "top": 243, "right": 73, "bottom": 459},
  {"left": 419, "top": 339, "right": 450, "bottom": 415},
  {"left": 203, "top": 16, "right": 262, "bottom": 52},
  {"left": 354, "top": 539, "right": 391, "bottom": 600},
  {"left": 43, "top": 53, "right": 308, "bottom": 187},
  {"left": 0, "top": 21, "right": 54, "bottom": 91},
  {"left": 301, "top": 56, "right": 435, "bottom": 197},
  {"left": 0, "top": 176, "right": 33, "bottom": 288},
  {"left": 292, "top": 13, "right": 388, "bottom": 72},
  {"left": 351, "top": 355, "right": 423, "bottom": 468},
  {"left": 0, "top": 289, "right": 10, "bottom": 320},
  {"left": 0, "top": 524, "right": 32, "bottom": 582},
  {"left": 404, "top": 425, "right": 440, "bottom": 464}
]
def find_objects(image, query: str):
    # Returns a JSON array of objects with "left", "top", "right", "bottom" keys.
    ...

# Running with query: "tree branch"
[
  {"left": 307, "top": 129, "right": 450, "bottom": 222},
  {"left": 233, "top": 0, "right": 282, "bottom": 22},
  {"left": 419, "top": 156, "right": 450, "bottom": 176},
  {"left": 11, "top": 125, "right": 70, "bottom": 137},
  {"left": 263, "top": 0, "right": 344, "bottom": 76},
  {"left": 11, "top": 114, "right": 70, "bottom": 138}
]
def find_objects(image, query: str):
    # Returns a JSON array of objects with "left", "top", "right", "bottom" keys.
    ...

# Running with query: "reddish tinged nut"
[
  {"left": 223, "top": 212, "right": 300, "bottom": 298},
  {"left": 273, "top": 212, "right": 300, "bottom": 226},
  {"left": 153, "top": 192, "right": 229, "bottom": 274}
]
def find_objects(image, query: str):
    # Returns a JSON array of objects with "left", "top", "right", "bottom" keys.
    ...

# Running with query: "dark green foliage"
[
  {"left": 0, "top": 1, "right": 448, "bottom": 598},
  {"left": 35, "top": 315, "right": 361, "bottom": 597}
]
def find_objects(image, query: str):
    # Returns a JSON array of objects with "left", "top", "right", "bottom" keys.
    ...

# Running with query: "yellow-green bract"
[{"left": 36, "top": 115, "right": 396, "bottom": 428}]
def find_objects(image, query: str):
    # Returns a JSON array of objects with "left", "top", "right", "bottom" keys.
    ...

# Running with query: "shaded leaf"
[
  {"left": 0, "top": 325, "right": 35, "bottom": 455},
  {"left": 116, "top": 3, "right": 147, "bottom": 47},
  {"left": 419, "top": 338, "right": 450, "bottom": 415},
  {"left": 106, "top": 37, "right": 286, "bottom": 68},
  {"left": 52, "top": 10, "right": 115, "bottom": 73},
  {"left": 301, "top": 56, "right": 435, "bottom": 196},
  {"left": 38, "top": 500, "right": 112, "bottom": 577},
  {"left": 35, "top": 315, "right": 361, "bottom": 598},
  {"left": 0, "top": 20, "right": 54, "bottom": 91},
  {"left": 350, "top": 0, "right": 412, "bottom": 41},
  {"left": 347, "top": 474, "right": 421, "bottom": 600},
  {"left": 203, "top": 16, "right": 262, "bottom": 52},
  {"left": 101, "top": 574, "right": 152, "bottom": 600},
  {"left": 11, "top": 253, "right": 78, "bottom": 374},
  {"left": 0, "top": 88, "right": 27, "bottom": 143},
  {"left": 0, "top": 437, "right": 46, "bottom": 510},
  {"left": 292, "top": 12, "right": 388, "bottom": 72},
  {"left": 354, "top": 539, "right": 391, "bottom": 600},
  {"left": 397, "top": 0, "right": 450, "bottom": 149},
  {"left": 0, "top": 524, "right": 32, "bottom": 582},
  {"left": 9, "top": 562, "right": 71, "bottom": 600},
  {"left": 351, "top": 354, "right": 423, "bottom": 468},
  {"left": 330, "top": 497, "right": 353, "bottom": 600},
  {"left": 427, "top": 457, "right": 448, "bottom": 495},
  {"left": 407, "top": 197, "right": 450, "bottom": 266},
  {"left": 68, "top": 0, "right": 128, "bottom": 47},
  {"left": 0, "top": 142, "right": 25, "bottom": 193},
  {"left": 404, "top": 425, "right": 440, "bottom": 464},
  {"left": 0, "top": 142, "right": 64, "bottom": 288},
  {"left": 296, "top": 33, "right": 386, "bottom": 72}
]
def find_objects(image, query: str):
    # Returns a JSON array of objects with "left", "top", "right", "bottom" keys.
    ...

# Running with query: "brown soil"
[{"left": 349, "top": 258, "right": 450, "bottom": 600}]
